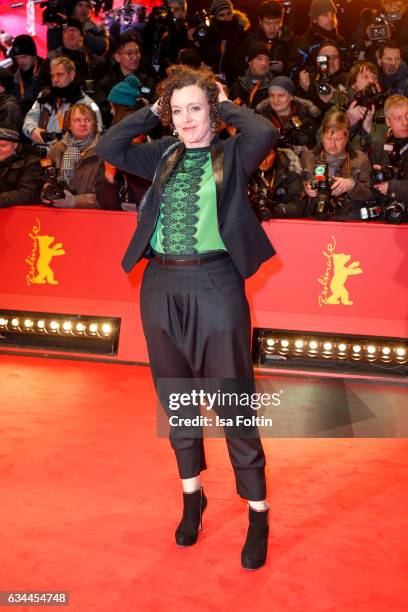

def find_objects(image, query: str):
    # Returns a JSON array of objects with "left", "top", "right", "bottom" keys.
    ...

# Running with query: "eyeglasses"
[
  {"left": 119, "top": 50, "right": 141, "bottom": 58},
  {"left": 324, "top": 55, "right": 340, "bottom": 61}
]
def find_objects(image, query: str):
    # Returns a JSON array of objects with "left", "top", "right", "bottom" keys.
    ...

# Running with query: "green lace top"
[{"left": 150, "top": 147, "right": 226, "bottom": 254}]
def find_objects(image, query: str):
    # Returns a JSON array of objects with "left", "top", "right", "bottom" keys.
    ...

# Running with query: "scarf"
[{"left": 61, "top": 131, "right": 96, "bottom": 191}]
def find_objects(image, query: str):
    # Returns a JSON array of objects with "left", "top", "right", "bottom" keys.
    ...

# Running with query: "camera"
[
  {"left": 309, "top": 163, "right": 350, "bottom": 219},
  {"left": 316, "top": 55, "right": 332, "bottom": 97},
  {"left": 367, "top": 12, "right": 391, "bottom": 42},
  {"left": 354, "top": 84, "right": 386, "bottom": 112},
  {"left": 360, "top": 199, "right": 406, "bottom": 223},
  {"left": 278, "top": 115, "right": 309, "bottom": 147},
  {"left": 371, "top": 165, "right": 396, "bottom": 183},
  {"left": 40, "top": 158, "right": 66, "bottom": 201},
  {"left": 190, "top": 10, "right": 211, "bottom": 41},
  {"left": 40, "top": 0, "right": 68, "bottom": 26},
  {"left": 249, "top": 182, "right": 274, "bottom": 221}
]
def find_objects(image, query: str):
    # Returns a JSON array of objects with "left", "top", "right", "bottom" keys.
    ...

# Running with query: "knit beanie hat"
[
  {"left": 0, "top": 124, "right": 20, "bottom": 143},
  {"left": 310, "top": 0, "right": 337, "bottom": 20},
  {"left": 268, "top": 76, "right": 296, "bottom": 96},
  {"left": 0, "top": 67, "right": 14, "bottom": 92},
  {"left": 247, "top": 41, "right": 271, "bottom": 62},
  {"left": 210, "top": 0, "right": 233, "bottom": 18},
  {"left": 108, "top": 75, "right": 142, "bottom": 107},
  {"left": 65, "top": 0, "right": 90, "bottom": 16},
  {"left": 10, "top": 34, "right": 37, "bottom": 57},
  {"left": 62, "top": 17, "right": 84, "bottom": 35}
]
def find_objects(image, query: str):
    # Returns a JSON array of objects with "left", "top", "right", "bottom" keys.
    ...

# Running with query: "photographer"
[
  {"left": 23, "top": 57, "right": 102, "bottom": 145},
  {"left": 297, "top": 41, "right": 347, "bottom": 113},
  {"left": 329, "top": 61, "right": 386, "bottom": 151},
  {"left": 230, "top": 42, "right": 275, "bottom": 109},
  {"left": 0, "top": 68, "right": 22, "bottom": 133},
  {"left": 0, "top": 125, "right": 43, "bottom": 207},
  {"left": 10, "top": 35, "right": 46, "bottom": 117},
  {"left": 256, "top": 76, "right": 320, "bottom": 150},
  {"left": 41, "top": 102, "right": 101, "bottom": 208},
  {"left": 249, "top": 146, "right": 306, "bottom": 220},
  {"left": 370, "top": 94, "right": 408, "bottom": 217},
  {"left": 46, "top": 0, "right": 108, "bottom": 57},
  {"left": 378, "top": 40, "right": 408, "bottom": 95},
  {"left": 239, "top": 1, "right": 296, "bottom": 77},
  {"left": 94, "top": 31, "right": 156, "bottom": 128},
  {"left": 302, "top": 110, "right": 372, "bottom": 219},
  {"left": 196, "top": 0, "right": 250, "bottom": 86},
  {"left": 296, "top": 0, "right": 345, "bottom": 71},
  {"left": 44, "top": 17, "right": 102, "bottom": 89}
]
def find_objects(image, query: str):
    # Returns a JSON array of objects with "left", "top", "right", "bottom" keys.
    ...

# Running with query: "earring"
[
  {"left": 210, "top": 121, "right": 217, "bottom": 133},
  {"left": 173, "top": 128, "right": 178, "bottom": 136}
]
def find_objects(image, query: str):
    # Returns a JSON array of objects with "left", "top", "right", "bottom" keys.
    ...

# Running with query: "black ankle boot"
[
  {"left": 175, "top": 487, "right": 208, "bottom": 547},
  {"left": 241, "top": 506, "right": 269, "bottom": 570}
]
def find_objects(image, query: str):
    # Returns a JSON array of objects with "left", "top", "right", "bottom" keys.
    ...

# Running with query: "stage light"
[
  {"left": 0, "top": 310, "right": 121, "bottom": 356},
  {"left": 102, "top": 323, "right": 112, "bottom": 335},
  {"left": 256, "top": 329, "right": 407, "bottom": 372}
]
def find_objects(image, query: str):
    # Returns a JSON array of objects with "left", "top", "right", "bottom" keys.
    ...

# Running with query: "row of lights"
[
  {"left": 0, "top": 316, "right": 113, "bottom": 338},
  {"left": 260, "top": 334, "right": 407, "bottom": 365}
]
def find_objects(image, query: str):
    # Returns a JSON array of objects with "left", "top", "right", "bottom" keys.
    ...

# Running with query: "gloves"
[{"left": 50, "top": 190, "right": 76, "bottom": 208}]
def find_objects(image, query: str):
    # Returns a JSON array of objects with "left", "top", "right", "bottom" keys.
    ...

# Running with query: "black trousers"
[{"left": 140, "top": 254, "right": 266, "bottom": 501}]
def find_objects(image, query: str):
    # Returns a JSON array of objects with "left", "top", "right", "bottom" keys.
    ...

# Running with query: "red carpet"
[{"left": 1, "top": 354, "right": 408, "bottom": 611}]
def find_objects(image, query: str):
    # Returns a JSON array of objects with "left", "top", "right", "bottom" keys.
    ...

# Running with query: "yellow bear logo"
[
  {"left": 26, "top": 233, "right": 65, "bottom": 285},
  {"left": 326, "top": 253, "right": 363, "bottom": 305}
]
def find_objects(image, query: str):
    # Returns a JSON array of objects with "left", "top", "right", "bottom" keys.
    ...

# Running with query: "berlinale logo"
[
  {"left": 318, "top": 235, "right": 363, "bottom": 307},
  {"left": 25, "top": 218, "right": 66, "bottom": 286}
]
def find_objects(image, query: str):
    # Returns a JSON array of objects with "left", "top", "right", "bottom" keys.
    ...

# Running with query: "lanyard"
[{"left": 19, "top": 59, "right": 39, "bottom": 98}]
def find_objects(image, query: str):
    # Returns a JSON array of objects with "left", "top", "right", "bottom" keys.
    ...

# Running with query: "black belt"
[{"left": 152, "top": 251, "right": 229, "bottom": 266}]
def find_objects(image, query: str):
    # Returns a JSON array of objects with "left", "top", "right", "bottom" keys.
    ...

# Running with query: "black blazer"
[{"left": 95, "top": 100, "right": 278, "bottom": 278}]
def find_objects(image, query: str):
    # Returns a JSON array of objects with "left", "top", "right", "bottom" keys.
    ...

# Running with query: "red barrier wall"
[{"left": 0, "top": 206, "right": 407, "bottom": 362}]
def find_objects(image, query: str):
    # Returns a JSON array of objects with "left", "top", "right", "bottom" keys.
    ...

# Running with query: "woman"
[
  {"left": 42, "top": 103, "right": 101, "bottom": 208},
  {"left": 302, "top": 110, "right": 372, "bottom": 219},
  {"left": 95, "top": 65, "right": 277, "bottom": 570}
]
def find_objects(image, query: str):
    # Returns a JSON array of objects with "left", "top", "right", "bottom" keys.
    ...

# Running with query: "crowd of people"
[{"left": 1, "top": 0, "right": 408, "bottom": 223}]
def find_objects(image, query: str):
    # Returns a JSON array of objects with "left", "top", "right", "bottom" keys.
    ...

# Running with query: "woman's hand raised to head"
[{"left": 216, "top": 81, "right": 229, "bottom": 103}]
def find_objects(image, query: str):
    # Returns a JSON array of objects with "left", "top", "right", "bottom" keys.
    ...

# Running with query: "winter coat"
[
  {"left": 256, "top": 96, "right": 320, "bottom": 150},
  {"left": 47, "top": 134, "right": 102, "bottom": 208},
  {"left": 0, "top": 145, "right": 43, "bottom": 207},
  {"left": 301, "top": 143, "right": 372, "bottom": 219},
  {"left": 229, "top": 69, "right": 275, "bottom": 109},
  {"left": 0, "top": 92, "right": 23, "bottom": 133},
  {"left": 23, "top": 82, "right": 102, "bottom": 139}
]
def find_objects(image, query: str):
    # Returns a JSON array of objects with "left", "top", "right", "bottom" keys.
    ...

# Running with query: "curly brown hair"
[{"left": 156, "top": 65, "right": 222, "bottom": 133}]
